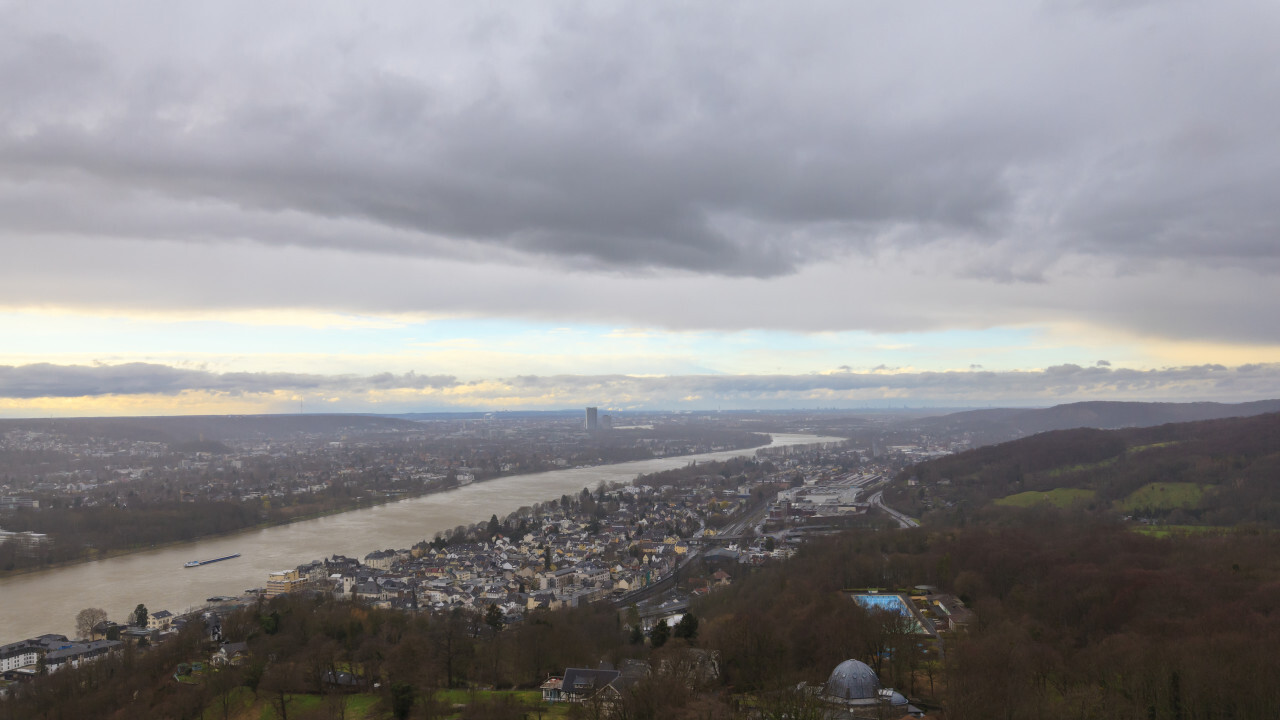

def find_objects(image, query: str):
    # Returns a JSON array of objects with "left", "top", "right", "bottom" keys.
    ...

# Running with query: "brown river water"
[{"left": 0, "top": 433, "right": 840, "bottom": 644}]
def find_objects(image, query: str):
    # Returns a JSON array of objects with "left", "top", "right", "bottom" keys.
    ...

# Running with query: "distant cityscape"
[
  {"left": 6, "top": 400, "right": 1280, "bottom": 717},
  {"left": 3, "top": 436, "right": 923, "bottom": 682}
]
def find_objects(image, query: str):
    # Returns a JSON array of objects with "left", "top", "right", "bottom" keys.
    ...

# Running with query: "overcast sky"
[{"left": 3, "top": 1, "right": 1280, "bottom": 415}]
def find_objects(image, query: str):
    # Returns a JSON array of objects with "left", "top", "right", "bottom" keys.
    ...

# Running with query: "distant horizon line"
[{"left": 1, "top": 397, "right": 1278, "bottom": 421}]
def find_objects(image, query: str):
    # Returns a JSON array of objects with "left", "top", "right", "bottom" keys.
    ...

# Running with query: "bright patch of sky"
[{"left": 1, "top": 309, "right": 1133, "bottom": 379}]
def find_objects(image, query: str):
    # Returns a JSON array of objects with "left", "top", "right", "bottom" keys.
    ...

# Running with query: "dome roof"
[{"left": 824, "top": 659, "right": 881, "bottom": 700}]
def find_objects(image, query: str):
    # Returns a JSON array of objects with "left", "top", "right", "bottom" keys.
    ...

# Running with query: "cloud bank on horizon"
[
  {"left": 3, "top": 1, "right": 1280, "bottom": 413},
  {"left": 0, "top": 361, "right": 1277, "bottom": 416}
]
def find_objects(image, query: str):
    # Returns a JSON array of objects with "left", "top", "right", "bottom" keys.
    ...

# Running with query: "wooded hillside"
[{"left": 893, "top": 412, "right": 1280, "bottom": 526}]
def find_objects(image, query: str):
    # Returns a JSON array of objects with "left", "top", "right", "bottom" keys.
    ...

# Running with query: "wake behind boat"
[{"left": 183, "top": 553, "right": 241, "bottom": 568}]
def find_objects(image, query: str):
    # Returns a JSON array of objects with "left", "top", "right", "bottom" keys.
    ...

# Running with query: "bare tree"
[
  {"left": 207, "top": 665, "right": 243, "bottom": 720},
  {"left": 75, "top": 608, "right": 108, "bottom": 640},
  {"left": 261, "top": 662, "right": 300, "bottom": 720},
  {"left": 751, "top": 686, "right": 827, "bottom": 720}
]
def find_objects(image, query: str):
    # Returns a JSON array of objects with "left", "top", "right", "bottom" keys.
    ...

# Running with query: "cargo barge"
[{"left": 183, "top": 553, "right": 241, "bottom": 568}]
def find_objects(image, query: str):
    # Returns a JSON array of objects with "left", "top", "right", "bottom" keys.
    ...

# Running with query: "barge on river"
[{"left": 183, "top": 553, "right": 241, "bottom": 568}]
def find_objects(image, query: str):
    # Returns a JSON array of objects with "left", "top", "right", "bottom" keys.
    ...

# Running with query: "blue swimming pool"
[
  {"left": 852, "top": 593, "right": 929, "bottom": 634},
  {"left": 852, "top": 593, "right": 912, "bottom": 615}
]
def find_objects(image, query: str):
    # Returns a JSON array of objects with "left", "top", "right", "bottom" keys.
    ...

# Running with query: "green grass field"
[
  {"left": 1128, "top": 441, "right": 1182, "bottom": 454},
  {"left": 345, "top": 694, "right": 381, "bottom": 716},
  {"left": 224, "top": 692, "right": 382, "bottom": 720},
  {"left": 199, "top": 686, "right": 254, "bottom": 720},
  {"left": 434, "top": 689, "right": 570, "bottom": 719},
  {"left": 200, "top": 685, "right": 565, "bottom": 720},
  {"left": 1040, "top": 456, "right": 1119, "bottom": 478},
  {"left": 259, "top": 694, "right": 322, "bottom": 719},
  {"left": 1114, "top": 482, "right": 1207, "bottom": 512},
  {"left": 994, "top": 488, "right": 1096, "bottom": 508}
]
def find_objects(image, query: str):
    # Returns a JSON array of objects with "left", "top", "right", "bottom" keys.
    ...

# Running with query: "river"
[{"left": 0, "top": 433, "right": 841, "bottom": 644}]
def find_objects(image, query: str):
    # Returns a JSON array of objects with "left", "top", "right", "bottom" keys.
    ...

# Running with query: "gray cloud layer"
[
  {"left": 2, "top": 362, "right": 1277, "bottom": 409},
  {"left": 1, "top": 2, "right": 1279, "bottom": 348},
  {"left": 505, "top": 364, "right": 1280, "bottom": 405},
  {"left": 0, "top": 363, "right": 457, "bottom": 399},
  {"left": 3, "top": 2, "right": 1280, "bottom": 278}
]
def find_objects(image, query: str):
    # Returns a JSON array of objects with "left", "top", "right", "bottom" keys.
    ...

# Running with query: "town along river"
[{"left": 0, "top": 433, "right": 842, "bottom": 644}]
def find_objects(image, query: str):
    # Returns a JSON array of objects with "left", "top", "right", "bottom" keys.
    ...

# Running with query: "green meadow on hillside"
[
  {"left": 1115, "top": 482, "right": 1207, "bottom": 512},
  {"left": 994, "top": 487, "right": 1096, "bottom": 508},
  {"left": 895, "top": 412, "right": 1280, "bottom": 527}
]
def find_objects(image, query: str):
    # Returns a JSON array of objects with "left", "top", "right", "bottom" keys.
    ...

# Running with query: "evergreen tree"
[
  {"left": 650, "top": 619, "right": 670, "bottom": 648},
  {"left": 674, "top": 613, "right": 699, "bottom": 641},
  {"left": 390, "top": 682, "right": 415, "bottom": 719},
  {"left": 484, "top": 604, "right": 504, "bottom": 633}
]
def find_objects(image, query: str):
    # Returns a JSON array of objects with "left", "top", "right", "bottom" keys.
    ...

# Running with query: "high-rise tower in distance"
[{"left": 585, "top": 407, "right": 598, "bottom": 431}]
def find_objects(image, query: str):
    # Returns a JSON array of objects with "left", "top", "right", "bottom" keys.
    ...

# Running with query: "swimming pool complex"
[
  {"left": 852, "top": 593, "right": 912, "bottom": 614},
  {"left": 851, "top": 593, "right": 928, "bottom": 634}
]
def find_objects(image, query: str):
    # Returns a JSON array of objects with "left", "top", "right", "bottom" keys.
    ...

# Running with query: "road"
[
  {"left": 617, "top": 482, "right": 919, "bottom": 617},
  {"left": 868, "top": 490, "right": 920, "bottom": 528}
]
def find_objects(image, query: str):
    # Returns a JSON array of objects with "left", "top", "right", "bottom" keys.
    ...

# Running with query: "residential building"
[
  {"left": 148, "top": 610, "right": 174, "bottom": 631},
  {"left": 266, "top": 568, "right": 306, "bottom": 596},
  {"left": 44, "top": 640, "right": 122, "bottom": 673}
]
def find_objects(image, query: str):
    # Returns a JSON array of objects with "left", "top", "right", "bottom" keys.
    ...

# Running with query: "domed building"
[
  {"left": 820, "top": 659, "right": 922, "bottom": 718},
  {"left": 825, "top": 659, "right": 881, "bottom": 702}
]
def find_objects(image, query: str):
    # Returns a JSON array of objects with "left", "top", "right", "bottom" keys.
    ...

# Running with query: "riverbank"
[
  {"left": 0, "top": 437, "right": 778, "bottom": 580},
  {"left": 0, "top": 491, "right": 410, "bottom": 580},
  {"left": 0, "top": 432, "right": 842, "bottom": 645}
]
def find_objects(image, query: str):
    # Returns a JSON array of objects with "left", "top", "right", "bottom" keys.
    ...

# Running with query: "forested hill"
[
  {"left": 894, "top": 411, "right": 1280, "bottom": 526},
  {"left": 0, "top": 414, "right": 422, "bottom": 444},
  {"left": 911, "top": 398, "right": 1280, "bottom": 445}
]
